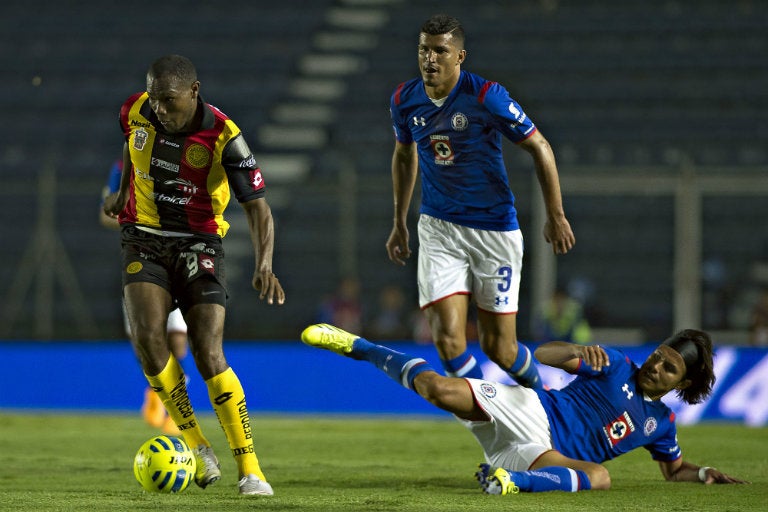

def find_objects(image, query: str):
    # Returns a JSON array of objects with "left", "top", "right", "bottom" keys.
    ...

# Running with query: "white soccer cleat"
[
  {"left": 238, "top": 474, "right": 274, "bottom": 496},
  {"left": 193, "top": 445, "right": 221, "bottom": 488}
]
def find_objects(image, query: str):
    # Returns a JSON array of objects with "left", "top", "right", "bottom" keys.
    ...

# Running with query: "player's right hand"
[
  {"left": 386, "top": 226, "right": 411, "bottom": 265},
  {"left": 102, "top": 192, "right": 126, "bottom": 218}
]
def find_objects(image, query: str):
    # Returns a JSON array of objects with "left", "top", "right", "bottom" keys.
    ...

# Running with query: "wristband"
[{"left": 698, "top": 466, "right": 711, "bottom": 482}]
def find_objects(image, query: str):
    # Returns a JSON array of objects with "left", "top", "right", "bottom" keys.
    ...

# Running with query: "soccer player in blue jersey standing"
[
  {"left": 386, "top": 14, "right": 575, "bottom": 387},
  {"left": 302, "top": 323, "right": 748, "bottom": 493}
]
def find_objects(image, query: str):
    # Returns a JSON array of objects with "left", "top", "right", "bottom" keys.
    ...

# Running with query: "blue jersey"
[
  {"left": 106, "top": 160, "right": 122, "bottom": 194},
  {"left": 535, "top": 348, "right": 682, "bottom": 463},
  {"left": 101, "top": 159, "right": 123, "bottom": 206},
  {"left": 389, "top": 70, "right": 537, "bottom": 231}
]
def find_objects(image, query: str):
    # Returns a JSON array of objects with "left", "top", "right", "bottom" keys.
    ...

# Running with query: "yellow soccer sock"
[
  {"left": 207, "top": 367, "right": 266, "bottom": 480},
  {"left": 145, "top": 355, "right": 210, "bottom": 449}
]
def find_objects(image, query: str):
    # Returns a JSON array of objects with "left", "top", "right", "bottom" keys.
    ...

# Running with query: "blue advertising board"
[{"left": 1, "top": 340, "right": 766, "bottom": 426}]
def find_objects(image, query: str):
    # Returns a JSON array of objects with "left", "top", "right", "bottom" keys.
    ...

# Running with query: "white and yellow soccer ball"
[{"left": 133, "top": 435, "right": 196, "bottom": 493}]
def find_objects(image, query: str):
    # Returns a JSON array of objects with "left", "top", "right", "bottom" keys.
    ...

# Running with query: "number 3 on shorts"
[{"left": 497, "top": 266, "right": 512, "bottom": 292}]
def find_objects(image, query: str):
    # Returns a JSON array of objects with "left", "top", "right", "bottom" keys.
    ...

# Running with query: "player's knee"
[
  {"left": 586, "top": 465, "right": 611, "bottom": 490},
  {"left": 412, "top": 371, "right": 439, "bottom": 396},
  {"left": 433, "top": 333, "right": 467, "bottom": 358},
  {"left": 414, "top": 373, "right": 459, "bottom": 410}
]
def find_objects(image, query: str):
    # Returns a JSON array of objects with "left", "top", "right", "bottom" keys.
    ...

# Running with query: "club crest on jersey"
[
  {"left": 185, "top": 143, "right": 211, "bottom": 169},
  {"left": 133, "top": 128, "right": 148, "bottom": 151},
  {"left": 480, "top": 382, "right": 497, "bottom": 398},
  {"left": 451, "top": 112, "right": 468, "bottom": 131},
  {"left": 643, "top": 417, "right": 658, "bottom": 436},
  {"left": 602, "top": 411, "right": 635, "bottom": 446},
  {"left": 430, "top": 134, "right": 454, "bottom": 165}
]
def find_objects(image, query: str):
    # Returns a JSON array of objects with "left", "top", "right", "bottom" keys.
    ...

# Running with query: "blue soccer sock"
[
  {"left": 441, "top": 351, "right": 483, "bottom": 379},
  {"left": 350, "top": 338, "right": 435, "bottom": 391},
  {"left": 508, "top": 466, "right": 591, "bottom": 492},
  {"left": 506, "top": 343, "right": 543, "bottom": 389}
]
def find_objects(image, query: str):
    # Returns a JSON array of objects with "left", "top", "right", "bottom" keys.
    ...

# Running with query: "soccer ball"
[{"left": 133, "top": 435, "right": 196, "bottom": 493}]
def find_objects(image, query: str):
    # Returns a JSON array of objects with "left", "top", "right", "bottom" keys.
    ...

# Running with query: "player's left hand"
[
  {"left": 702, "top": 467, "right": 750, "bottom": 485},
  {"left": 252, "top": 270, "right": 285, "bottom": 305},
  {"left": 580, "top": 344, "right": 609, "bottom": 372},
  {"left": 543, "top": 216, "right": 575, "bottom": 255}
]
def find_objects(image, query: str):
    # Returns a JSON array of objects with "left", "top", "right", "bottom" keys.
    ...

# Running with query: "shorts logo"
[
  {"left": 133, "top": 128, "right": 148, "bottom": 151},
  {"left": 643, "top": 417, "right": 658, "bottom": 436},
  {"left": 185, "top": 143, "right": 211, "bottom": 169},
  {"left": 480, "top": 382, "right": 497, "bottom": 398},
  {"left": 451, "top": 112, "right": 468, "bottom": 131},
  {"left": 126, "top": 261, "right": 143, "bottom": 274},
  {"left": 200, "top": 256, "right": 215, "bottom": 273}
]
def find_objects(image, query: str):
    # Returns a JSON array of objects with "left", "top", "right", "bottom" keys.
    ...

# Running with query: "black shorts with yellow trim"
[{"left": 120, "top": 225, "right": 228, "bottom": 312}]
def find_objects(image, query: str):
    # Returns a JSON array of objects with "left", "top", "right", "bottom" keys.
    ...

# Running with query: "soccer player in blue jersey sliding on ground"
[
  {"left": 386, "top": 14, "right": 575, "bottom": 386},
  {"left": 302, "top": 323, "right": 748, "bottom": 494}
]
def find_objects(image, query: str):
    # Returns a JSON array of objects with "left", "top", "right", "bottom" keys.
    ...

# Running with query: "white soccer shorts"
[
  {"left": 457, "top": 379, "right": 553, "bottom": 471},
  {"left": 417, "top": 214, "right": 523, "bottom": 313}
]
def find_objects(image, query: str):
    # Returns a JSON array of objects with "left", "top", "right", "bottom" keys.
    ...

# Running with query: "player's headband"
[{"left": 662, "top": 335, "right": 701, "bottom": 379}]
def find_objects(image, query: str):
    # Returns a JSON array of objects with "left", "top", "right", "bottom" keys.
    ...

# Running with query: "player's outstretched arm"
[
  {"left": 534, "top": 341, "right": 610, "bottom": 372},
  {"left": 658, "top": 459, "right": 749, "bottom": 484}
]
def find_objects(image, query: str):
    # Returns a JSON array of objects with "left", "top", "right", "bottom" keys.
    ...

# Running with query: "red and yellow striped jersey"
[{"left": 118, "top": 92, "right": 265, "bottom": 237}]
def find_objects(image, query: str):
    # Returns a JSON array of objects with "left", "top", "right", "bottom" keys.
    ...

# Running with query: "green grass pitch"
[{"left": 0, "top": 412, "right": 765, "bottom": 511}]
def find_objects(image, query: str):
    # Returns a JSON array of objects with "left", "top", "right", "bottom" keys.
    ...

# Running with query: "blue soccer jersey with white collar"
[
  {"left": 390, "top": 70, "right": 537, "bottom": 231},
  {"left": 535, "top": 347, "right": 682, "bottom": 463}
]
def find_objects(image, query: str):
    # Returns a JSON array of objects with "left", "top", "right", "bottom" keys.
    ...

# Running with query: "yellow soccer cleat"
[
  {"left": 487, "top": 467, "right": 519, "bottom": 495},
  {"left": 300, "top": 324, "right": 358, "bottom": 355}
]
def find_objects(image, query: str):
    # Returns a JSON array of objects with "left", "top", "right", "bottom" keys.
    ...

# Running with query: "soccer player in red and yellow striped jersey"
[{"left": 103, "top": 54, "right": 284, "bottom": 496}]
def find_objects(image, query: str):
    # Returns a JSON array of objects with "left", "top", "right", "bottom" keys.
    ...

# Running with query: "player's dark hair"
[
  {"left": 420, "top": 14, "right": 465, "bottom": 47},
  {"left": 662, "top": 329, "right": 715, "bottom": 404},
  {"left": 148, "top": 54, "right": 197, "bottom": 84}
]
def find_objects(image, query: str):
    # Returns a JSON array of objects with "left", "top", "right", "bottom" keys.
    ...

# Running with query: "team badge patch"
[
  {"left": 133, "top": 128, "right": 148, "bottom": 151},
  {"left": 602, "top": 411, "right": 636, "bottom": 446},
  {"left": 451, "top": 112, "right": 468, "bottom": 131},
  {"left": 643, "top": 417, "right": 658, "bottom": 436},
  {"left": 479, "top": 382, "right": 497, "bottom": 398},
  {"left": 185, "top": 143, "right": 211, "bottom": 169},
  {"left": 127, "top": 262, "right": 143, "bottom": 274},
  {"left": 430, "top": 135, "right": 454, "bottom": 166}
]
